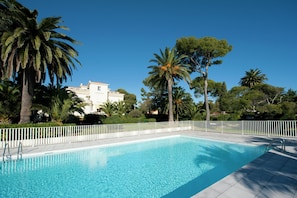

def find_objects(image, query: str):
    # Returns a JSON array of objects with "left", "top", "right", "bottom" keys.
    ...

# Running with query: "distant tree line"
[{"left": 141, "top": 37, "right": 297, "bottom": 121}]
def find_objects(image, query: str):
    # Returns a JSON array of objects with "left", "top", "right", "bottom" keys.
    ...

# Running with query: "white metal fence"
[
  {"left": 1, "top": 120, "right": 296, "bottom": 148},
  {"left": 193, "top": 120, "right": 297, "bottom": 137}
]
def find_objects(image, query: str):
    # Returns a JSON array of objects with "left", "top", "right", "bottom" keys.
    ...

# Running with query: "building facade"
[{"left": 67, "top": 81, "right": 124, "bottom": 114}]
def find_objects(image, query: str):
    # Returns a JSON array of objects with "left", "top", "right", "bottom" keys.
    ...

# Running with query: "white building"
[{"left": 67, "top": 81, "right": 124, "bottom": 114}]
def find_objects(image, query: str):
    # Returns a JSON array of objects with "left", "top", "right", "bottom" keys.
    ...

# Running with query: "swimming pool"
[{"left": 0, "top": 136, "right": 265, "bottom": 197}]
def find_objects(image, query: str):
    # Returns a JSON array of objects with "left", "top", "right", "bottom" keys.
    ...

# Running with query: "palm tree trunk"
[
  {"left": 168, "top": 79, "right": 174, "bottom": 122},
  {"left": 19, "top": 69, "right": 34, "bottom": 124}
]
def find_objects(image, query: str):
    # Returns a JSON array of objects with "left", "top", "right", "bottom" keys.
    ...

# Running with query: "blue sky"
[{"left": 19, "top": 0, "right": 297, "bottom": 102}]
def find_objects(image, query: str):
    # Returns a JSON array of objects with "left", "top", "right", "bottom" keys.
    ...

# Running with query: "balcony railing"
[{"left": 1, "top": 120, "right": 296, "bottom": 148}]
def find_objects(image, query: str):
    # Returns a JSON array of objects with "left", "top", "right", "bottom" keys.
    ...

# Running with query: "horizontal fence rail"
[
  {"left": 0, "top": 121, "right": 192, "bottom": 148},
  {"left": 0, "top": 120, "right": 296, "bottom": 149}
]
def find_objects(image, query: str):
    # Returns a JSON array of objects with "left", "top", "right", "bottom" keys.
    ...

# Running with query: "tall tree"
[
  {"left": 191, "top": 78, "right": 227, "bottom": 113},
  {"left": 139, "top": 87, "right": 153, "bottom": 114},
  {"left": 142, "top": 78, "right": 168, "bottom": 116},
  {"left": 191, "top": 78, "right": 226, "bottom": 98},
  {"left": 239, "top": 68, "right": 267, "bottom": 88},
  {"left": 146, "top": 47, "right": 191, "bottom": 122},
  {"left": 176, "top": 36, "right": 232, "bottom": 121},
  {"left": 283, "top": 89, "right": 297, "bottom": 102},
  {"left": 116, "top": 88, "right": 137, "bottom": 112},
  {"left": 0, "top": 0, "right": 80, "bottom": 123}
]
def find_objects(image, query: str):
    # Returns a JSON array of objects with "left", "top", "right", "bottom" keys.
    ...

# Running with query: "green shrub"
[
  {"left": 0, "top": 122, "right": 74, "bottom": 129},
  {"left": 103, "top": 115, "right": 155, "bottom": 124},
  {"left": 64, "top": 115, "right": 80, "bottom": 124},
  {"left": 128, "top": 109, "right": 144, "bottom": 118},
  {"left": 83, "top": 114, "right": 106, "bottom": 124}
]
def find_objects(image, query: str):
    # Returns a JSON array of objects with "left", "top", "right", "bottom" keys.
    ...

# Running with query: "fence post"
[
  {"left": 0, "top": 129, "right": 2, "bottom": 148},
  {"left": 241, "top": 120, "right": 244, "bottom": 135},
  {"left": 267, "top": 120, "right": 270, "bottom": 136}
]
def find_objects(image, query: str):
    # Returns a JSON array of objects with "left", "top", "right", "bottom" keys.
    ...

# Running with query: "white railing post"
[
  {"left": 267, "top": 120, "right": 270, "bottom": 136},
  {"left": 241, "top": 120, "right": 244, "bottom": 135}
]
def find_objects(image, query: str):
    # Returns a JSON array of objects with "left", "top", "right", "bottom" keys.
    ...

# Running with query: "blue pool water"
[{"left": 0, "top": 136, "right": 265, "bottom": 197}]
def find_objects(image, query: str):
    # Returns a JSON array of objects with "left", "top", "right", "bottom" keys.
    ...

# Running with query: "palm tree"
[
  {"left": 51, "top": 98, "right": 72, "bottom": 124},
  {"left": 33, "top": 84, "right": 85, "bottom": 123},
  {"left": 172, "top": 87, "right": 193, "bottom": 121},
  {"left": 0, "top": 0, "right": 80, "bottom": 123},
  {"left": 146, "top": 47, "right": 191, "bottom": 122},
  {"left": 239, "top": 68, "right": 267, "bottom": 88},
  {"left": 50, "top": 92, "right": 85, "bottom": 124},
  {"left": 100, "top": 101, "right": 115, "bottom": 117},
  {"left": 114, "top": 101, "right": 127, "bottom": 116}
]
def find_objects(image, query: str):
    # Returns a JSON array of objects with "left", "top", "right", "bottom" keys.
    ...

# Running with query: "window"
[{"left": 97, "top": 86, "right": 101, "bottom": 91}]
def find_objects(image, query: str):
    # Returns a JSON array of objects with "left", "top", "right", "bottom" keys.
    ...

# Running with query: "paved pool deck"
[{"left": 2, "top": 131, "right": 297, "bottom": 198}]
